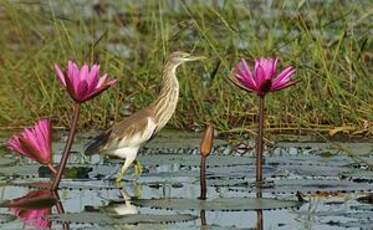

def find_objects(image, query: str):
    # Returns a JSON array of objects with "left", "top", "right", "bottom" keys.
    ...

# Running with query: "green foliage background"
[{"left": 0, "top": 0, "right": 371, "bottom": 134}]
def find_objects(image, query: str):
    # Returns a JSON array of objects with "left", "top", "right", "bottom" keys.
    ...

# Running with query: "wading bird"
[{"left": 84, "top": 51, "right": 205, "bottom": 183}]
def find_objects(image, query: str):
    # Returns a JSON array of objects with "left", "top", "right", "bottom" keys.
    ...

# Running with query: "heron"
[{"left": 84, "top": 51, "right": 205, "bottom": 183}]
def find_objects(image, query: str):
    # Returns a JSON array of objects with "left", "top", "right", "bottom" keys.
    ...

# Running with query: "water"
[{"left": 0, "top": 132, "right": 372, "bottom": 229}]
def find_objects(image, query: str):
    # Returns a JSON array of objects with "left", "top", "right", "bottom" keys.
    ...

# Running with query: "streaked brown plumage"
[{"left": 84, "top": 51, "right": 205, "bottom": 182}]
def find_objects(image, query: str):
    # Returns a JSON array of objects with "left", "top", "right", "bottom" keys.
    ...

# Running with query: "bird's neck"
[{"left": 151, "top": 62, "right": 180, "bottom": 130}]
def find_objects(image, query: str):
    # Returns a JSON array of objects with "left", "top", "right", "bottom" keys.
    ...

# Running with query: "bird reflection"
[
  {"left": 108, "top": 187, "right": 139, "bottom": 215},
  {"left": 86, "top": 183, "right": 141, "bottom": 216}
]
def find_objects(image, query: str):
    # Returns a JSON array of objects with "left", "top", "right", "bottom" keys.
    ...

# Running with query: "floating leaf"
[
  {"left": 0, "top": 190, "right": 56, "bottom": 209},
  {"left": 48, "top": 212, "right": 197, "bottom": 225},
  {"left": 13, "top": 180, "right": 117, "bottom": 191},
  {"left": 0, "top": 156, "right": 18, "bottom": 166},
  {"left": 133, "top": 197, "right": 302, "bottom": 211},
  {"left": 229, "top": 179, "right": 373, "bottom": 194},
  {"left": 0, "top": 214, "right": 16, "bottom": 224}
]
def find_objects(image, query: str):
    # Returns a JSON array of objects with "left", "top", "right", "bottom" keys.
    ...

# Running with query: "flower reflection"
[{"left": 6, "top": 190, "right": 55, "bottom": 229}]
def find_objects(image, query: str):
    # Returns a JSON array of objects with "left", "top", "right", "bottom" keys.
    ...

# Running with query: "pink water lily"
[
  {"left": 230, "top": 58, "right": 297, "bottom": 96},
  {"left": 54, "top": 60, "right": 117, "bottom": 103},
  {"left": 7, "top": 119, "right": 56, "bottom": 174},
  {"left": 8, "top": 190, "right": 53, "bottom": 229}
]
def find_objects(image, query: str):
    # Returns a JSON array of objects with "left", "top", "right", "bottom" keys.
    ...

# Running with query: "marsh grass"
[{"left": 0, "top": 0, "right": 371, "bottom": 135}]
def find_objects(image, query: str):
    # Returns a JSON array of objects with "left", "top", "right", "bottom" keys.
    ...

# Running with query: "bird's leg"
[
  {"left": 115, "top": 166, "right": 126, "bottom": 185},
  {"left": 133, "top": 160, "right": 143, "bottom": 176},
  {"left": 115, "top": 155, "right": 136, "bottom": 185}
]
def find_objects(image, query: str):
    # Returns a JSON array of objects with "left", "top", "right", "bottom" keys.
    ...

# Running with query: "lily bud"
[{"left": 200, "top": 124, "right": 214, "bottom": 157}]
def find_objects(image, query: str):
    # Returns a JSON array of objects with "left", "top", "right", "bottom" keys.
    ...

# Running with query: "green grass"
[{"left": 0, "top": 0, "right": 372, "bottom": 135}]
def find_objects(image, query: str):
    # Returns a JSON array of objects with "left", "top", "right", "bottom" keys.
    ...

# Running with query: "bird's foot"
[
  {"left": 115, "top": 172, "right": 125, "bottom": 187},
  {"left": 133, "top": 160, "right": 143, "bottom": 177}
]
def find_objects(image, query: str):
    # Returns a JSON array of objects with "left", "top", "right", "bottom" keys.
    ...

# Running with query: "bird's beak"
[{"left": 186, "top": 55, "right": 207, "bottom": 61}]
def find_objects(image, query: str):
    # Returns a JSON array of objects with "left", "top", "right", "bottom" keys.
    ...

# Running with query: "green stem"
[
  {"left": 256, "top": 96, "right": 265, "bottom": 185},
  {"left": 50, "top": 103, "right": 81, "bottom": 191}
]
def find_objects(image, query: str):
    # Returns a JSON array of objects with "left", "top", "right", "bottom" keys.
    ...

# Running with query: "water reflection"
[
  {"left": 200, "top": 209, "right": 207, "bottom": 228},
  {"left": 108, "top": 186, "right": 139, "bottom": 215},
  {"left": 86, "top": 183, "right": 141, "bottom": 216},
  {"left": 2, "top": 188, "right": 69, "bottom": 230},
  {"left": 8, "top": 191, "right": 52, "bottom": 229},
  {"left": 256, "top": 190, "right": 263, "bottom": 230}
]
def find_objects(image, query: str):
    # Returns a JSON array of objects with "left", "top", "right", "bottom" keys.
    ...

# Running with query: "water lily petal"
[
  {"left": 236, "top": 73, "right": 256, "bottom": 91},
  {"left": 55, "top": 61, "right": 116, "bottom": 103},
  {"left": 87, "top": 64, "right": 100, "bottom": 91},
  {"left": 238, "top": 59, "right": 257, "bottom": 89},
  {"left": 76, "top": 81, "right": 89, "bottom": 102},
  {"left": 257, "top": 58, "right": 276, "bottom": 80},
  {"left": 96, "top": 74, "right": 108, "bottom": 89},
  {"left": 255, "top": 64, "right": 266, "bottom": 88},
  {"left": 54, "top": 64, "right": 66, "bottom": 87},
  {"left": 84, "top": 79, "right": 117, "bottom": 101},
  {"left": 271, "top": 67, "right": 296, "bottom": 89},
  {"left": 271, "top": 80, "right": 299, "bottom": 92},
  {"left": 67, "top": 61, "right": 80, "bottom": 92},
  {"left": 6, "top": 119, "right": 52, "bottom": 165}
]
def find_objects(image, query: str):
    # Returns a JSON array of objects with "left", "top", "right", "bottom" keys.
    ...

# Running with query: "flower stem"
[
  {"left": 200, "top": 209, "right": 207, "bottom": 226},
  {"left": 52, "top": 191, "right": 70, "bottom": 230},
  {"left": 50, "top": 103, "right": 81, "bottom": 191},
  {"left": 47, "top": 163, "right": 57, "bottom": 176},
  {"left": 256, "top": 190, "right": 263, "bottom": 230},
  {"left": 199, "top": 155, "right": 207, "bottom": 200},
  {"left": 256, "top": 96, "right": 265, "bottom": 186}
]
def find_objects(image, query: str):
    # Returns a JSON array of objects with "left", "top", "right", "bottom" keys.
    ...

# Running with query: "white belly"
[
  {"left": 109, "top": 117, "right": 156, "bottom": 160},
  {"left": 112, "top": 146, "right": 139, "bottom": 160}
]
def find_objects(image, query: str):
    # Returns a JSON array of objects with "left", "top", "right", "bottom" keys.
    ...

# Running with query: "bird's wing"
[
  {"left": 84, "top": 110, "right": 157, "bottom": 155},
  {"left": 84, "top": 129, "right": 112, "bottom": 155}
]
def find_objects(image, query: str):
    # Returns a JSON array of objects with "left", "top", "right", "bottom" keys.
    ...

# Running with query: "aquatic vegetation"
[
  {"left": 48, "top": 212, "right": 198, "bottom": 225},
  {"left": 133, "top": 197, "right": 301, "bottom": 211},
  {"left": 0, "top": 1, "right": 371, "bottom": 134},
  {"left": 229, "top": 57, "right": 297, "bottom": 185},
  {"left": 229, "top": 58, "right": 297, "bottom": 97},
  {"left": 6, "top": 119, "right": 56, "bottom": 174},
  {"left": 54, "top": 61, "right": 117, "bottom": 104},
  {"left": 5, "top": 190, "right": 55, "bottom": 229},
  {"left": 51, "top": 61, "right": 116, "bottom": 190},
  {"left": 199, "top": 124, "right": 214, "bottom": 200}
]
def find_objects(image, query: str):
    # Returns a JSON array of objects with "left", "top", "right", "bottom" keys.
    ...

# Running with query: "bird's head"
[{"left": 167, "top": 51, "right": 206, "bottom": 66}]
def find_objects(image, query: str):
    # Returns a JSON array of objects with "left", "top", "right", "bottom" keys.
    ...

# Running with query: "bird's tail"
[{"left": 84, "top": 131, "right": 111, "bottom": 155}]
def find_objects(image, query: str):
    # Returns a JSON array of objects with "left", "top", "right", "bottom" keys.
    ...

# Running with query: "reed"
[{"left": 0, "top": 1, "right": 371, "bottom": 135}]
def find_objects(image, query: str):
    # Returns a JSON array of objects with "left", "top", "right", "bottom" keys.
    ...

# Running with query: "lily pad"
[
  {"left": 0, "top": 156, "right": 18, "bottom": 166},
  {"left": 0, "top": 165, "right": 40, "bottom": 177},
  {"left": 135, "top": 154, "right": 254, "bottom": 168},
  {"left": 132, "top": 197, "right": 302, "bottom": 211},
  {"left": 48, "top": 212, "right": 197, "bottom": 225},
  {"left": 0, "top": 214, "right": 16, "bottom": 224},
  {"left": 229, "top": 179, "right": 373, "bottom": 194},
  {"left": 13, "top": 180, "right": 117, "bottom": 191}
]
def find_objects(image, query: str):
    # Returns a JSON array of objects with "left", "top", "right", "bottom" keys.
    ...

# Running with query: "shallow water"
[{"left": 0, "top": 133, "right": 372, "bottom": 229}]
